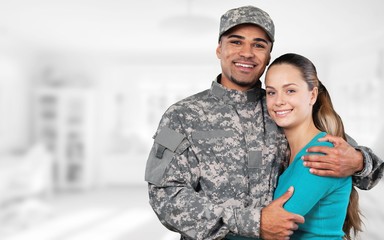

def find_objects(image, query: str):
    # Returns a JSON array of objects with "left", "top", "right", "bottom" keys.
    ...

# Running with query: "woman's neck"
[{"left": 284, "top": 123, "right": 321, "bottom": 163}]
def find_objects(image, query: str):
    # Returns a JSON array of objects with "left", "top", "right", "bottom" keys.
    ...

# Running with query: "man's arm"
[
  {"left": 147, "top": 139, "right": 276, "bottom": 240},
  {"left": 145, "top": 117, "right": 267, "bottom": 239},
  {"left": 301, "top": 134, "right": 384, "bottom": 190}
]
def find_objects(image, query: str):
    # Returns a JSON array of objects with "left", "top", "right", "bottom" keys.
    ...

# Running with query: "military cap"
[{"left": 219, "top": 5, "right": 275, "bottom": 42}]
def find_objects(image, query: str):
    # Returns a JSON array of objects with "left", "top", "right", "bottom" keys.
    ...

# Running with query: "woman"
[{"left": 266, "top": 53, "right": 362, "bottom": 239}]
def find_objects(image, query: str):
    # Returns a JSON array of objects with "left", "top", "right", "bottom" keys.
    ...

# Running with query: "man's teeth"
[{"left": 235, "top": 63, "right": 254, "bottom": 68}]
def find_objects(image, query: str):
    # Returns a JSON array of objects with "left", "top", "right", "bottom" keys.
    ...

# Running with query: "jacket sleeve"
[
  {"left": 144, "top": 109, "right": 263, "bottom": 240},
  {"left": 346, "top": 135, "right": 384, "bottom": 190},
  {"left": 352, "top": 145, "right": 384, "bottom": 190}
]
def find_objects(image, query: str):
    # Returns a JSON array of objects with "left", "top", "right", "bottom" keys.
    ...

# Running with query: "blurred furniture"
[
  {"left": 0, "top": 144, "right": 53, "bottom": 237},
  {"left": 0, "top": 144, "right": 52, "bottom": 204},
  {"left": 33, "top": 87, "right": 97, "bottom": 190}
]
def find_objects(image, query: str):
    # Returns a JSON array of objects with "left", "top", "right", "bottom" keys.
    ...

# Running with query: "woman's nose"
[{"left": 275, "top": 93, "right": 286, "bottom": 106}]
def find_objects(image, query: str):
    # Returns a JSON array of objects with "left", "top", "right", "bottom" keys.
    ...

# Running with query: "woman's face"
[{"left": 265, "top": 63, "right": 317, "bottom": 130}]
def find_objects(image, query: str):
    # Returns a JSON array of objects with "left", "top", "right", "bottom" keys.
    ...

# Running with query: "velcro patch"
[{"left": 155, "top": 127, "right": 186, "bottom": 153}]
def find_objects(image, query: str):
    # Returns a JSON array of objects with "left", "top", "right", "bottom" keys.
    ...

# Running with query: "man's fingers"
[
  {"left": 261, "top": 187, "right": 305, "bottom": 240},
  {"left": 304, "top": 159, "right": 348, "bottom": 177},
  {"left": 308, "top": 168, "right": 337, "bottom": 177},
  {"left": 285, "top": 230, "right": 294, "bottom": 239},
  {"left": 303, "top": 160, "right": 336, "bottom": 170},
  {"left": 317, "top": 134, "right": 343, "bottom": 145},
  {"left": 291, "top": 213, "right": 305, "bottom": 225},
  {"left": 302, "top": 152, "right": 339, "bottom": 165},
  {"left": 274, "top": 186, "right": 294, "bottom": 207},
  {"left": 303, "top": 160, "right": 338, "bottom": 176},
  {"left": 305, "top": 145, "right": 334, "bottom": 155},
  {"left": 291, "top": 223, "right": 298, "bottom": 231}
]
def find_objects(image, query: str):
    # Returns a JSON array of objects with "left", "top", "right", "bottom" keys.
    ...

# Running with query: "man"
[{"left": 145, "top": 5, "right": 383, "bottom": 240}]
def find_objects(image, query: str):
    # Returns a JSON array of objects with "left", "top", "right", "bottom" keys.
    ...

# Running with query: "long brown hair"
[{"left": 269, "top": 53, "right": 363, "bottom": 239}]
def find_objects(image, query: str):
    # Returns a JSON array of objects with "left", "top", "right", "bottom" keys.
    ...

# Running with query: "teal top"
[
  {"left": 226, "top": 132, "right": 352, "bottom": 240},
  {"left": 274, "top": 132, "right": 351, "bottom": 239}
]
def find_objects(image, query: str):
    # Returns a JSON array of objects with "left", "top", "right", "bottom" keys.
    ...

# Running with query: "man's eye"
[
  {"left": 254, "top": 43, "right": 266, "bottom": 48},
  {"left": 230, "top": 41, "right": 241, "bottom": 45}
]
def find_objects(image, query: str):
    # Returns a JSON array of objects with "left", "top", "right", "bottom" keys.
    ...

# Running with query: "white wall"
[{"left": 0, "top": 52, "right": 30, "bottom": 153}]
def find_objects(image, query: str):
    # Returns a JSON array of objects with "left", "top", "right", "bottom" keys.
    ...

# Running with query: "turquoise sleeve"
[
  {"left": 274, "top": 141, "right": 339, "bottom": 216},
  {"left": 281, "top": 160, "right": 337, "bottom": 215}
]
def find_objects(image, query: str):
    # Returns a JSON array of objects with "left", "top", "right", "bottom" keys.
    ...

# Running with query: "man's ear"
[
  {"left": 216, "top": 43, "right": 222, "bottom": 59},
  {"left": 216, "top": 41, "right": 221, "bottom": 59},
  {"left": 266, "top": 53, "right": 271, "bottom": 66}
]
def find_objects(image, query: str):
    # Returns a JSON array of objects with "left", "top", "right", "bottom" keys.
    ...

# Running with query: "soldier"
[{"left": 145, "top": 5, "right": 384, "bottom": 240}]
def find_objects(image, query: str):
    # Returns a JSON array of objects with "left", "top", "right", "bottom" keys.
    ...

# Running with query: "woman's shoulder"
[{"left": 308, "top": 131, "right": 334, "bottom": 148}]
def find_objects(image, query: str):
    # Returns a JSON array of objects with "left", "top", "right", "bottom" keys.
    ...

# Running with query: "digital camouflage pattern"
[
  {"left": 145, "top": 77, "right": 384, "bottom": 240},
  {"left": 219, "top": 5, "right": 275, "bottom": 42},
  {"left": 145, "top": 79, "right": 287, "bottom": 239}
]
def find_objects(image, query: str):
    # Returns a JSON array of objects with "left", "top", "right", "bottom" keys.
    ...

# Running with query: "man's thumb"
[{"left": 276, "top": 186, "right": 294, "bottom": 206}]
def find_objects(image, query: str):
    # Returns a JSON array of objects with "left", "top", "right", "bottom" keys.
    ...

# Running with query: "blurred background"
[{"left": 0, "top": 0, "right": 383, "bottom": 239}]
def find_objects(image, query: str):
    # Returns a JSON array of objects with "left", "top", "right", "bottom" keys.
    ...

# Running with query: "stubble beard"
[{"left": 230, "top": 76, "right": 258, "bottom": 89}]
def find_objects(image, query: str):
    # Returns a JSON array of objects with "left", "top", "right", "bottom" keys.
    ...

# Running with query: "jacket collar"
[{"left": 210, "top": 74, "right": 263, "bottom": 104}]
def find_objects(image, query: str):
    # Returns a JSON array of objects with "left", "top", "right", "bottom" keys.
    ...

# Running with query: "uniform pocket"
[
  {"left": 145, "top": 143, "right": 175, "bottom": 185},
  {"left": 145, "top": 127, "right": 190, "bottom": 186}
]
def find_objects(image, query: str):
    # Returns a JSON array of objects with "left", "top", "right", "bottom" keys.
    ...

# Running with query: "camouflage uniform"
[{"left": 145, "top": 77, "right": 384, "bottom": 240}]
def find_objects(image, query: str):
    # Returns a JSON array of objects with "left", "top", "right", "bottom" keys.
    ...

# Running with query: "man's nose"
[{"left": 239, "top": 44, "right": 255, "bottom": 58}]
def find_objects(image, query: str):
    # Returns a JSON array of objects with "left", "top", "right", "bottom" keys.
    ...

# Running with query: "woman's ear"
[{"left": 310, "top": 87, "right": 318, "bottom": 105}]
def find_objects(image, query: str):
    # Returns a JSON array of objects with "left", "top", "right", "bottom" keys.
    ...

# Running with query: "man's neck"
[{"left": 217, "top": 74, "right": 261, "bottom": 92}]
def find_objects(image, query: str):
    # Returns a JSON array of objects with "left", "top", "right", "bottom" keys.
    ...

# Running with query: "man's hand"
[
  {"left": 302, "top": 134, "right": 364, "bottom": 177},
  {"left": 260, "top": 187, "right": 304, "bottom": 240}
]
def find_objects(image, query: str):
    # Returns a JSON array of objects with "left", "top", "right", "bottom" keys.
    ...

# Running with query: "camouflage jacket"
[{"left": 145, "top": 77, "right": 384, "bottom": 240}]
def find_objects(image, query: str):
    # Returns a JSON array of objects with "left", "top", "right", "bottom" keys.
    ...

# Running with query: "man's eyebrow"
[
  {"left": 254, "top": 38, "right": 268, "bottom": 44},
  {"left": 227, "top": 34, "right": 269, "bottom": 44},
  {"left": 227, "top": 34, "right": 245, "bottom": 40}
]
